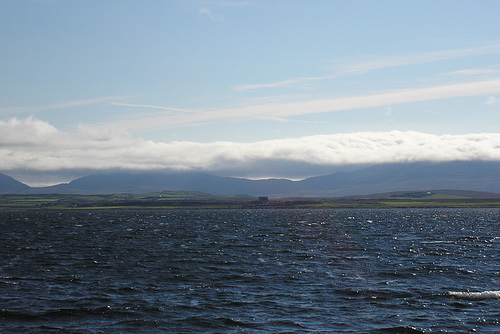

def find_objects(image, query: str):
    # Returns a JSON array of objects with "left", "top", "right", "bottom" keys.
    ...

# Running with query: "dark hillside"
[
  {"left": 297, "top": 161, "right": 500, "bottom": 197},
  {"left": 0, "top": 173, "right": 29, "bottom": 194}
]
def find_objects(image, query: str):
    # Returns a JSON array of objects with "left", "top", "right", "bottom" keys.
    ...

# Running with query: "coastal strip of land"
[{"left": 1, "top": 191, "right": 500, "bottom": 210}]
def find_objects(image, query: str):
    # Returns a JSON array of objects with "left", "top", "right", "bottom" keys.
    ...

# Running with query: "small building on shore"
[{"left": 258, "top": 196, "right": 269, "bottom": 205}]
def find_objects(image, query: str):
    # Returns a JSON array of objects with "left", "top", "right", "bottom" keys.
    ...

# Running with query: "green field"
[
  {"left": 0, "top": 191, "right": 257, "bottom": 210},
  {"left": 300, "top": 199, "right": 500, "bottom": 208}
]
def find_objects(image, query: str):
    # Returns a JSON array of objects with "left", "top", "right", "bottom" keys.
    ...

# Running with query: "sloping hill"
[
  {"left": 296, "top": 161, "right": 500, "bottom": 197},
  {"left": 0, "top": 173, "right": 29, "bottom": 194}
]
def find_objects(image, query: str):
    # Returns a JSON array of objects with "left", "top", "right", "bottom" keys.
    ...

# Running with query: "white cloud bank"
[{"left": 1, "top": 118, "right": 500, "bottom": 182}]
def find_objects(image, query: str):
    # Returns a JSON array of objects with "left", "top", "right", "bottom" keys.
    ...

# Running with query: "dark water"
[{"left": 0, "top": 208, "right": 499, "bottom": 333}]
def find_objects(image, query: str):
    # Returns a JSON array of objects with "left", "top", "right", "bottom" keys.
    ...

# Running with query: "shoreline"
[{"left": 1, "top": 192, "right": 500, "bottom": 210}]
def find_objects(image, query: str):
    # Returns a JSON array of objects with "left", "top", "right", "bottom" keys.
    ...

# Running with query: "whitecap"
[{"left": 448, "top": 290, "right": 500, "bottom": 300}]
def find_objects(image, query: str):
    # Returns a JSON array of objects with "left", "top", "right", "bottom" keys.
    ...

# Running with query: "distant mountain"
[
  {"left": 0, "top": 173, "right": 29, "bottom": 194},
  {"left": 31, "top": 172, "right": 297, "bottom": 196},
  {"left": 296, "top": 161, "right": 500, "bottom": 197},
  {"left": 3, "top": 160, "right": 500, "bottom": 197}
]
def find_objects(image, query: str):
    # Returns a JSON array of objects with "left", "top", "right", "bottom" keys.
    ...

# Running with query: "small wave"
[
  {"left": 0, "top": 309, "right": 37, "bottom": 320},
  {"left": 372, "top": 325, "right": 425, "bottom": 333},
  {"left": 448, "top": 290, "right": 500, "bottom": 300},
  {"left": 182, "top": 315, "right": 263, "bottom": 330}
]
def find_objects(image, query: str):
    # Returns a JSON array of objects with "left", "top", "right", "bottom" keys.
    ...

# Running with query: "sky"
[{"left": 1, "top": 0, "right": 500, "bottom": 186}]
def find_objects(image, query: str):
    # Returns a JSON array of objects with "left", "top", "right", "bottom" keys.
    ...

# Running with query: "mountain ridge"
[{"left": 1, "top": 161, "right": 500, "bottom": 197}]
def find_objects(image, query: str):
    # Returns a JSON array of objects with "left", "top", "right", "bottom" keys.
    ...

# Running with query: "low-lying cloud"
[{"left": 1, "top": 117, "right": 500, "bottom": 184}]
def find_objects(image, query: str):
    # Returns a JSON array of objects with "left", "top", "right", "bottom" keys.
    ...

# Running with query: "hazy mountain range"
[{"left": 2, "top": 161, "right": 500, "bottom": 198}]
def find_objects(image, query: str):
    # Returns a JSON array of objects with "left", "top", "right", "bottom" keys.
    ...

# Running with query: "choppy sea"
[{"left": 0, "top": 208, "right": 499, "bottom": 333}]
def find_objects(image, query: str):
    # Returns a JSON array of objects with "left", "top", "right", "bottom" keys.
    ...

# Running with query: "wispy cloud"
[
  {"left": 333, "top": 44, "right": 500, "bottom": 76},
  {"left": 485, "top": 96, "right": 498, "bottom": 106},
  {"left": 199, "top": 7, "right": 223, "bottom": 21},
  {"left": 215, "top": 0, "right": 250, "bottom": 7},
  {"left": 51, "top": 96, "right": 122, "bottom": 109},
  {"left": 111, "top": 102, "right": 199, "bottom": 113},
  {"left": 2, "top": 118, "right": 500, "bottom": 181},
  {"left": 444, "top": 67, "right": 500, "bottom": 77},
  {"left": 0, "top": 96, "right": 121, "bottom": 117},
  {"left": 197, "top": 0, "right": 251, "bottom": 8},
  {"left": 234, "top": 44, "right": 500, "bottom": 91},
  {"left": 108, "top": 78, "right": 500, "bottom": 131},
  {"left": 232, "top": 76, "right": 332, "bottom": 91}
]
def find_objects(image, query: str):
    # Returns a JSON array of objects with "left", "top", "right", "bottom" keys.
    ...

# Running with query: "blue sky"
[{"left": 1, "top": 0, "right": 500, "bottom": 185}]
